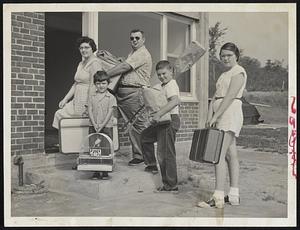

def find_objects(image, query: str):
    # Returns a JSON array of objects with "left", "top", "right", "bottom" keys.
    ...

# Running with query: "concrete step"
[{"left": 25, "top": 156, "right": 162, "bottom": 200}]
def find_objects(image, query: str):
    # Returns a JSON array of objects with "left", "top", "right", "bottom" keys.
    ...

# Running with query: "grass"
[{"left": 245, "top": 91, "right": 288, "bottom": 109}]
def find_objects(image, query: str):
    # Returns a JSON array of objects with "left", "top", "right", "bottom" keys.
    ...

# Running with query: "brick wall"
[
  {"left": 177, "top": 102, "right": 199, "bottom": 141},
  {"left": 11, "top": 12, "right": 45, "bottom": 156}
]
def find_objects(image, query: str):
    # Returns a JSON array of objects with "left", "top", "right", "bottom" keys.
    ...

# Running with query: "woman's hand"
[
  {"left": 59, "top": 99, "right": 67, "bottom": 108},
  {"left": 207, "top": 116, "right": 218, "bottom": 128}
]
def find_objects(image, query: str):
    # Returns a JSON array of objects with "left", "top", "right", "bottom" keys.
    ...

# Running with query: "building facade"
[{"left": 10, "top": 12, "right": 209, "bottom": 156}]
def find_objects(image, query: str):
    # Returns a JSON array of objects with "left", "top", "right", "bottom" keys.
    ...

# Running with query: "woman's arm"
[
  {"left": 209, "top": 73, "right": 245, "bottom": 126},
  {"left": 206, "top": 93, "right": 216, "bottom": 126},
  {"left": 151, "top": 95, "right": 181, "bottom": 123},
  {"left": 59, "top": 83, "right": 76, "bottom": 108}
]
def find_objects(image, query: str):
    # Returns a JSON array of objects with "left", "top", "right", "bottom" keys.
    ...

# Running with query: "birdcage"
[{"left": 77, "top": 132, "right": 114, "bottom": 172}]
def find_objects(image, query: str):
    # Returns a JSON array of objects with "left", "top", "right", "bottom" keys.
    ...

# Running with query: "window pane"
[
  {"left": 168, "top": 19, "right": 190, "bottom": 55},
  {"left": 98, "top": 12, "right": 161, "bottom": 85},
  {"left": 168, "top": 56, "right": 191, "bottom": 92},
  {"left": 168, "top": 18, "right": 191, "bottom": 92}
]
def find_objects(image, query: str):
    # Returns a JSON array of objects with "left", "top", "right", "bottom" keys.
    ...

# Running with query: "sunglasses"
[{"left": 130, "top": 36, "right": 141, "bottom": 41}]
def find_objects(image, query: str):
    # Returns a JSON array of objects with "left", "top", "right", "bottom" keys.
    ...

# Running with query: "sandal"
[{"left": 197, "top": 196, "right": 224, "bottom": 209}]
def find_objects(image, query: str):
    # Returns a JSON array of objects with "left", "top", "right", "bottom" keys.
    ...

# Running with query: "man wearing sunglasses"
[{"left": 107, "top": 29, "right": 152, "bottom": 166}]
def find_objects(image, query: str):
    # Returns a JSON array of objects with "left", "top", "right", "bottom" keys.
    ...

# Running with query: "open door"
[{"left": 45, "top": 12, "right": 82, "bottom": 153}]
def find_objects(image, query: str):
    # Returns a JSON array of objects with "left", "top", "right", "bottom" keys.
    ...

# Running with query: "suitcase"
[{"left": 189, "top": 128, "right": 224, "bottom": 164}]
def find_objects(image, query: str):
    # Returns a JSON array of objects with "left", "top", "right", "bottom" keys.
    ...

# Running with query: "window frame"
[{"left": 83, "top": 12, "right": 199, "bottom": 102}]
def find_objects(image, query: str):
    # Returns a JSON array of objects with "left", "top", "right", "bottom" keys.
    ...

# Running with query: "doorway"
[{"left": 45, "top": 12, "right": 82, "bottom": 153}]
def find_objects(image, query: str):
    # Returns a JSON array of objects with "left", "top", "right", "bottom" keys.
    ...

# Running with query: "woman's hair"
[
  {"left": 156, "top": 60, "right": 173, "bottom": 71},
  {"left": 219, "top": 42, "right": 240, "bottom": 61},
  {"left": 76, "top": 36, "right": 97, "bottom": 52},
  {"left": 93, "top": 70, "right": 110, "bottom": 84}
]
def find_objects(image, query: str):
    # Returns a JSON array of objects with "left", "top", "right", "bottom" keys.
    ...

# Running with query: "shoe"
[
  {"left": 144, "top": 165, "right": 158, "bottom": 174},
  {"left": 102, "top": 172, "right": 109, "bottom": 180},
  {"left": 128, "top": 158, "right": 144, "bottom": 166},
  {"left": 91, "top": 172, "right": 102, "bottom": 180},
  {"left": 224, "top": 195, "right": 240, "bottom": 206},
  {"left": 72, "top": 165, "right": 77, "bottom": 170},
  {"left": 154, "top": 186, "right": 179, "bottom": 194},
  {"left": 197, "top": 196, "right": 224, "bottom": 209}
]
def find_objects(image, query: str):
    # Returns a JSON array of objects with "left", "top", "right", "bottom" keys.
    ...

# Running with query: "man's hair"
[
  {"left": 156, "top": 60, "right": 173, "bottom": 71},
  {"left": 93, "top": 71, "right": 110, "bottom": 84},
  {"left": 130, "top": 29, "right": 145, "bottom": 38}
]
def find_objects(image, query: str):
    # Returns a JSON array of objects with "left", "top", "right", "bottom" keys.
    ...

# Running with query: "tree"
[{"left": 209, "top": 22, "right": 228, "bottom": 97}]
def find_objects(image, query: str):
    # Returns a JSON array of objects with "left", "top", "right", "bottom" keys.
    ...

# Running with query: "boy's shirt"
[
  {"left": 161, "top": 79, "right": 180, "bottom": 115},
  {"left": 89, "top": 90, "right": 117, "bottom": 127}
]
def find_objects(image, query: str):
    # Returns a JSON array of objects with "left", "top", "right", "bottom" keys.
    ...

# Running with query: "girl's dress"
[
  {"left": 52, "top": 57, "right": 102, "bottom": 129},
  {"left": 213, "top": 64, "right": 247, "bottom": 137}
]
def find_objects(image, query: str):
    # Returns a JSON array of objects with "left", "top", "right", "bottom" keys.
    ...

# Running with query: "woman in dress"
[
  {"left": 52, "top": 36, "right": 102, "bottom": 129},
  {"left": 198, "top": 42, "right": 247, "bottom": 208}
]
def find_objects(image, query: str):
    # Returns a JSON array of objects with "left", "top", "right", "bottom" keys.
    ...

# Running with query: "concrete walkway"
[{"left": 11, "top": 141, "right": 288, "bottom": 219}]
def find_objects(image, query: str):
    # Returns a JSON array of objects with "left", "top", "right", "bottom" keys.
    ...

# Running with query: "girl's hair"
[
  {"left": 219, "top": 42, "right": 240, "bottom": 61},
  {"left": 76, "top": 36, "right": 97, "bottom": 52},
  {"left": 156, "top": 60, "right": 173, "bottom": 71},
  {"left": 93, "top": 71, "right": 110, "bottom": 84}
]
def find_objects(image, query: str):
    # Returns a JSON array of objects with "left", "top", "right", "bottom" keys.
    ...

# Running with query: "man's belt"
[{"left": 118, "top": 84, "right": 143, "bottom": 88}]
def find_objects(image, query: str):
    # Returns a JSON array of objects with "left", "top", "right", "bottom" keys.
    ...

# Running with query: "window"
[
  {"left": 96, "top": 12, "right": 197, "bottom": 99},
  {"left": 167, "top": 16, "right": 192, "bottom": 93}
]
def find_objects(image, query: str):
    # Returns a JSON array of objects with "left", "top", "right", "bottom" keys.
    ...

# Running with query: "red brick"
[
  {"left": 24, "top": 91, "right": 38, "bottom": 97},
  {"left": 16, "top": 15, "right": 32, "bottom": 23},
  {"left": 12, "top": 67, "right": 21, "bottom": 72},
  {"left": 27, "top": 109, "right": 38, "bottom": 115},
  {"left": 12, "top": 20, "right": 23, "bottom": 27},
  {"left": 33, "top": 41, "right": 44, "bottom": 47},
  {"left": 11, "top": 121, "right": 23, "bottom": 127},
  {"left": 11, "top": 145, "right": 23, "bottom": 151},
  {"left": 24, "top": 12, "right": 35, "bottom": 18},
  {"left": 32, "top": 19, "right": 44, "bottom": 25},
  {"left": 16, "top": 50, "right": 32, "bottom": 56},
  {"left": 30, "top": 29, "right": 44, "bottom": 37},
  {"left": 12, "top": 56, "right": 22, "bottom": 61},
  {"left": 18, "top": 73, "right": 33, "bottom": 79},
  {"left": 12, "top": 32, "right": 22, "bottom": 39},
  {"left": 24, "top": 132, "right": 38, "bottom": 138},
  {"left": 33, "top": 52, "right": 44, "bottom": 58},
  {"left": 15, "top": 62, "right": 31, "bottom": 68},
  {"left": 32, "top": 137, "right": 44, "bottom": 143},
  {"left": 33, "top": 126, "right": 44, "bottom": 131},
  {"left": 24, "top": 104, "right": 35, "bottom": 109},
  {"left": 17, "top": 115, "right": 31, "bottom": 120},
  {"left": 16, "top": 138, "right": 32, "bottom": 145},
  {"left": 23, "top": 34, "right": 38, "bottom": 41},
  {"left": 24, "top": 22, "right": 38, "bottom": 30},
  {"left": 11, "top": 104, "right": 23, "bottom": 109},
  {"left": 20, "top": 28, "right": 30, "bottom": 34},
  {"left": 33, "top": 115, "right": 44, "bottom": 120},
  {"left": 24, "top": 121, "right": 38, "bottom": 126},
  {"left": 29, "top": 68, "right": 39, "bottom": 74},
  {"left": 11, "top": 79, "right": 24, "bottom": 85},
  {"left": 24, "top": 46, "right": 38, "bottom": 52},
  {"left": 23, "top": 144, "right": 38, "bottom": 149},
  {"left": 17, "top": 85, "right": 32, "bottom": 91},
  {"left": 16, "top": 127, "right": 32, "bottom": 132},
  {"left": 32, "top": 63, "right": 44, "bottom": 69},
  {"left": 32, "top": 98, "right": 44, "bottom": 103},
  {"left": 16, "top": 39, "right": 32, "bottom": 46},
  {"left": 34, "top": 86, "right": 44, "bottom": 91},
  {"left": 25, "top": 80, "right": 38, "bottom": 86},
  {"left": 34, "top": 75, "right": 44, "bottom": 80},
  {"left": 17, "top": 97, "right": 32, "bottom": 103}
]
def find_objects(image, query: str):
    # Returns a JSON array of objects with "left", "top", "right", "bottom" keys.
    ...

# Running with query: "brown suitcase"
[{"left": 189, "top": 128, "right": 224, "bottom": 164}]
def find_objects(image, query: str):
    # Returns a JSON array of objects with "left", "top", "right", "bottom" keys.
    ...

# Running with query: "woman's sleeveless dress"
[
  {"left": 52, "top": 58, "right": 102, "bottom": 129},
  {"left": 213, "top": 64, "right": 247, "bottom": 137}
]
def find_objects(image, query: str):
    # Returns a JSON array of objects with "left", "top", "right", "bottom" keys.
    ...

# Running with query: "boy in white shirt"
[{"left": 141, "top": 60, "right": 181, "bottom": 192}]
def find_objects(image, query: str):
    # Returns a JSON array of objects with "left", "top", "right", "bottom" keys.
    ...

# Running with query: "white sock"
[
  {"left": 228, "top": 187, "right": 239, "bottom": 197},
  {"left": 213, "top": 190, "right": 224, "bottom": 199}
]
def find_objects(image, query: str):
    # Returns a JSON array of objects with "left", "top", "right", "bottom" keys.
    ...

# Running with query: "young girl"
[{"left": 198, "top": 42, "right": 247, "bottom": 208}]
